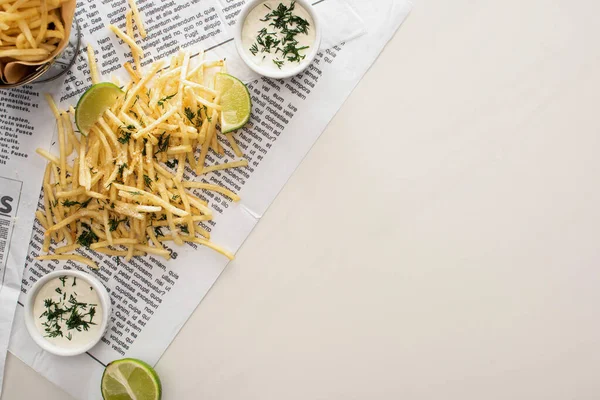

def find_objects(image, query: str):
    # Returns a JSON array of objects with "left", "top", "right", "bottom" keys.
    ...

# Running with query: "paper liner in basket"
[{"left": 3, "top": 0, "right": 77, "bottom": 85}]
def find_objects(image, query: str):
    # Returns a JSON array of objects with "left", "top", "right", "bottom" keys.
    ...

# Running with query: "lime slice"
[
  {"left": 215, "top": 73, "right": 251, "bottom": 133},
  {"left": 75, "top": 82, "right": 123, "bottom": 136},
  {"left": 101, "top": 358, "right": 161, "bottom": 400}
]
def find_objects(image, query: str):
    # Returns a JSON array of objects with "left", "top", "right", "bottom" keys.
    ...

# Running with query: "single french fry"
[
  {"left": 225, "top": 132, "right": 243, "bottom": 157},
  {"left": 108, "top": 24, "right": 143, "bottom": 54},
  {"left": 35, "top": 0, "right": 47, "bottom": 44},
  {"left": 127, "top": 0, "right": 146, "bottom": 38},
  {"left": 182, "top": 182, "right": 240, "bottom": 202},
  {"left": 86, "top": 44, "right": 99, "bottom": 84},
  {"left": 200, "top": 159, "right": 248, "bottom": 175}
]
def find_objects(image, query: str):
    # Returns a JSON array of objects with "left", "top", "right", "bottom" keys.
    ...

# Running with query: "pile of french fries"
[
  {"left": 35, "top": 49, "right": 248, "bottom": 269},
  {"left": 0, "top": 0, "right": 69, "bottom": 62}
]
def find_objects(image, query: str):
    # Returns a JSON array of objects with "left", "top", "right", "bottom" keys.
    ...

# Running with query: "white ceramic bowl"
[
  {"left": 234, "top": 0, "right": 322, "bottom": 79},
  {"left": 24, "top": 270, "right": 111, "bottom": 357}
]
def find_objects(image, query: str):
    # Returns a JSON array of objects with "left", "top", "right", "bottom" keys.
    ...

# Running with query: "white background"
[{"left": 4, "top": 0, "right": 600, "bottom": 398}]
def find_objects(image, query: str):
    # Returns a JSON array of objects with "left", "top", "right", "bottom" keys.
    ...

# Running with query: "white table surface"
[{"left": 5, "top": 0, "right": 600, "bottom": 398}]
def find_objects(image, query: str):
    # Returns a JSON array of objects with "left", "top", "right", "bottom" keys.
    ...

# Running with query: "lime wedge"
[
  {"left": 101, "top": 358, "right": 161, "bottom": 400},
  {"left": 75, "top": 82, "right": 123, "bottom": 136},
  {"left": 215, "top": 73, "right": 251, "bottom": 133}
]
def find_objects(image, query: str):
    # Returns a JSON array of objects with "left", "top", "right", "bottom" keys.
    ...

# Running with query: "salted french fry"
[
  {"left": 86, "top": 44, "right": 99, "bottom": 84},
  {"left": 127, "top": 0, "right": 146, "bottom": 38},
  {"left": 108, "top": 24, "right": 143, "bottom": 54},
  {"left": 200, "top": 159, "right": 248, "bottom": 175}
]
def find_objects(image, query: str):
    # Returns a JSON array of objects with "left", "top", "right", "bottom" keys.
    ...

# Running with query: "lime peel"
[
  {"left": 101, "top": 358, "right": 162, "bottom": 400},
  {"left": 215, "top": 72, "right": 251, "bottom": 133},
  {"left": 75, "top": 83, "right": 124, "bottom": 136}
]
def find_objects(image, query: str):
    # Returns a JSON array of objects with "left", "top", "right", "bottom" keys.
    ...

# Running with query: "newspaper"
[{"left": 2, "top": 0, "right": 411, "bottom": 398}]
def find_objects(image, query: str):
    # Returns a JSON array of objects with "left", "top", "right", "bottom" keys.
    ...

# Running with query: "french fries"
[
  {"left": 35, "top": 48, "right": 249, "bottom": 269},
  {"left": 0, "top": 0, "right": 69, "bottom": 62}
]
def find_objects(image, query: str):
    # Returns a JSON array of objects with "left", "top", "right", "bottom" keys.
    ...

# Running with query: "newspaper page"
[
  {"left": 7, "top": 0, "right": 412, "bottom": 398},
  {"left": 0, "top": 77, "right": 71, "bottom": 393}
]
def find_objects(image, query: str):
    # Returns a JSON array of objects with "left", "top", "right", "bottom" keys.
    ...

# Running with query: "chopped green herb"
[
  {"left": 80, "top": 197, "right": 93, "bottom": 209},
  {"left": 77, "top": 223, "right": 98, "bottom": 248},
  {"left": 118, "top": 163, "right": 127, "bottom": 178},
  {"left": 203, "top": 105, "right": 212, "bottom": 122},
  {"left": 62, "top": 197, "right": 92, "bottom": 209},
  {"left": 144, "top": 174, "right": 153, "bottom": 188},
  {"left": 165, "top": 159, "right": 178, "bottom": 169},
  {"left": 157, "top": 92, "right": 177, "bottom": 109},
  {"left": 184, "top": 107, "right": 196, "bottom": 124},
  {"left": 118, "top": 129, "right": 132, "bottom": 144},
  {"left": 155, "top": 133, "right": 170, "bottom": 155},
  {"left": 109, "top": 217, "right": 128, "bottom": 232},
  {"left": 62, "top": 199, "right": 79, "bottom": 207},
  {"left": 142, "top": 138, "right": 148, "bottom": 156}
]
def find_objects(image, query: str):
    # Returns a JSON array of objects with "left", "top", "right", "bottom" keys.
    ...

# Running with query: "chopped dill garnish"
[
  {"left": 118, "top": 163, "right": 127, "bottom": 178},
  {"left": 62, "top": 199, "right": 79, "bottom": 207},
  {"left": 62, "top": 197, "right": 93, "bottom": 209},
  {"left": 155, "top": 133, "right": 170, "bottom": 155},
  {"left": 158, "top": 92, "right": 177, "bottom": 109},
  {"left": 118, "top": 125, "right": 135, "bottom": 144},
  {"left": 202, "top": 105, "right": 212, "bottom": 122},
  {"left": 109, "top": 217, "right": 128, "bottom": 232},
  {"left": 80, "top": 197, "right": 93, "bottom": 209},
  {"left": 143, "top": 174, "right": 153, "bottom": 188},
  {"left": 184, "top": 107, "right": 196, "bottom": 124},
  {"left": 77, "top": 223, "right": 98, "bottom": 248},
  {"left": 165, "top": 159, "right": 178, "bottom": 169}
]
